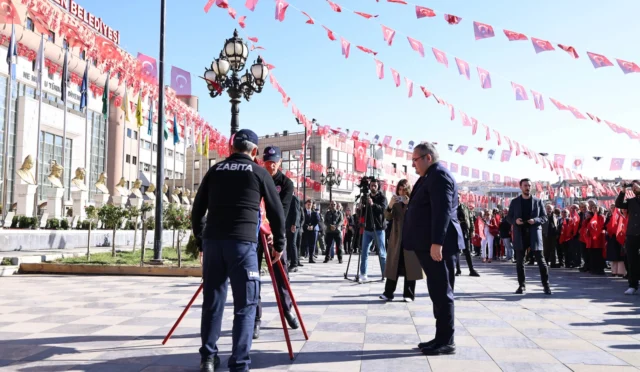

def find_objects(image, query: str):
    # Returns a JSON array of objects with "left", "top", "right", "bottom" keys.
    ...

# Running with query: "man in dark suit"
[
  {"left": 287, "top": 195, "right": 302, "bottom": 272},
  {"left": 403, "top": 143, "right": 464, "bottom": 356},
  {"left": 302, "top": 199, "right": 320, "bottom": 263},
  {"left": 506, "top": 178, "right": 552, "bottom": 295}
]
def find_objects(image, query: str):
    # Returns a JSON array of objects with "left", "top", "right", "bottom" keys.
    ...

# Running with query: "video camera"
[{"left": 356, "top": 176, "right": 379, "bottom": 199}]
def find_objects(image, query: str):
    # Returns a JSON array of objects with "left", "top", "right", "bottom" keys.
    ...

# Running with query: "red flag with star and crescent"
[
  {"left": 381, "top": 25, "right": 396, "bottom": 45},
  {"left": 473, "top": 21, "right": 495, "bottom": 40},
  {"left": 415, "top": 6, "right": 435, "bottom": 18},
  {"left": 531, "top": 38, "right": 555, "bottom": 53},
  {"left": 587, "top": 52, "right": 614, "bottom": 69},
  {"left": 455, "top": 58, "right": 470, "bottom": 79},
  {"left": 407, "top": 36, "right": 425, "bottom": 57},
  {"left": 503, "top": 29, "right": 528, "bottom": 41},
  {"left": 432, "top": 48, "right": 449, "bottom": 67},
  {"left": 477, "top": 67, "right": 492, "bottom": 89}
]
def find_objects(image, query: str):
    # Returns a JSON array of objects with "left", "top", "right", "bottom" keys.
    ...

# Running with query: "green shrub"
[
  {"left": 18, "top": 216, "right": 37, "bottom": 229},
  {"left": 46, "top": 218, "right": 60, "bottom": 230},
  {"left": 60, "top": 219, "right": 70, "bottom": 230},
  {"left": 125, "top": 220, "right": 136, "bottom": 230},
  {"left": 145, "top": 217, "right": 155, "bottom": 230},
  {"left": 79, "top": 220, "right": 97, "bottom": 230},
  {"left": 10, "top": 215, "right": 19, "bottom": 228},
  {"left": 185, "top": 234, "right": 199, "bottom": 260}
]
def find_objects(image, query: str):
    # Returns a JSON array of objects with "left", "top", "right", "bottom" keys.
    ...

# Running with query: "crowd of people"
[{"left": 190, "top": 128, "right": 640, "bottom": 371}]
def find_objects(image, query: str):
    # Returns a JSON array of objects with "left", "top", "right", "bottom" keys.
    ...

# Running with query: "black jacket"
[
  {"left": 616, "top": 191, "right": 640, "bottom": 236},
  {"left": 191, "top": 153, "right": 286, "bottom": 252},
  {"left": 303, "top": 208, "right": 320, "bottom": 232},
  {"left": 402, "top": 162, "right": 464, "bottom": 254},
  {"left": 457, "top": 203, "right": 473, "bottom": 238},
  {"left": 365, "top": 191, "right": 388, "bottom": 231},
  {"left": 287, "top": 195, "right": 301, "bottom": 228},
  {"left": 499, "top": 219, "right": 511, "bottom": 238},
  {"left": 273, "top": 170, "right": 293, "bottom": 221},
  {"left": 325, "top": 209, "right": 343, "bottom": 233}
]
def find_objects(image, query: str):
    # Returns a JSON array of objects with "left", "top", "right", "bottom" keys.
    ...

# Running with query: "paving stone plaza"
[{"left": 1, "top": 259, "right": 640, "bottom": 371}]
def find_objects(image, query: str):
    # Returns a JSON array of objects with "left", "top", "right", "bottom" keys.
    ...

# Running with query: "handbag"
[{"left": 472, "top": 235, "right": 482, "bottom": 247}]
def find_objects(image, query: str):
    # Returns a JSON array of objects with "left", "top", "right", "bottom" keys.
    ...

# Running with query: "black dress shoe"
[
  {"left": 323, "top": 258, "right": 329, "bottom": 263},
  {"left": 417, "top": 339, "right": 436, "bottom": 349},
  {"left": 284, "top": 310, "right": 299, "bottom": 329},
  {"left": 515, "top": 286, "right": 526, "bottom": 294},
  {"left": 338, "top": 258, "right": 343, "bottom": 264},
  {"left": 200, "top": 355, "right": 220, "bottom": 372},
  {"left": 455, "top": 271, "right": 462, "bottom": 276},
  {"left": 421, "top": 343, "right": 456, "bottom": 356},
  {"left": 288, "top": 265, "right": 298, "bottom": 273},
  {"left": 309, "top": 259, "right": 316, "bottom": 264},
  {"left": 469, "top": 270, "right": 480, "bottom": 277},
  {"left": 253, "top": 322, "right": 260, "bottom": 339},
  {"left": 544, "top": 286, "right": 552, "bottom": 295},
  {"left": 297, "top": 262, "right": 304, "bottom": 267}
]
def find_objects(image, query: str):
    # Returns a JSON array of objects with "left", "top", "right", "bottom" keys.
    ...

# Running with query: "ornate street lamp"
[
  {"left": 320, "top": 163, "right": 342, "bottom": 203},
  {"left": 203, "top": 29, "right": 269, "bottom": 136}
]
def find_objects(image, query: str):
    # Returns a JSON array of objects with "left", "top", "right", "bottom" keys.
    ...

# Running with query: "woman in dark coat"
[
  {"left": 379, "top": 179, "right": 424, "bottom": 302},
  {"left": 605, "top": 204, "right": 626, "bottom": 277}
]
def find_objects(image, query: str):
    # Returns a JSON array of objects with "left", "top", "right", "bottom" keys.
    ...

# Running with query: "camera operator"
[
  {"left": 616, "top": 180, "right": 640, "bottom": 295},
  {"left": 359, "top": 178, "right": 388, "bottom": 282},
  {"left": 324, "top": 201, "right": 344, "bottom": 263}
]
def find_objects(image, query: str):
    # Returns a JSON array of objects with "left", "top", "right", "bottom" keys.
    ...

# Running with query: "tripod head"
[{"left": 355, "top": 176, "right": 379, "bottom": 205}]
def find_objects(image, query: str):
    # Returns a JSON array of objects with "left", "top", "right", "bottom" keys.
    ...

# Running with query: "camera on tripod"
[{"left": 356, "top": 176, "right": 378, "bottom": 200}]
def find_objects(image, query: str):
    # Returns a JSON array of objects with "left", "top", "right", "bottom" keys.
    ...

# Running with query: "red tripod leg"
[
  {"left": 276, "top": 260, "right": 309, "bottom": 340},
  {"left": 162, "top": 282, "right": 203, "bottom": 345},
  {"left": 261, "top": 233, "right": 294, "bottom": 360}
]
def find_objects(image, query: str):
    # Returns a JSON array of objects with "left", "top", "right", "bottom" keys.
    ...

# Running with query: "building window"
[
  {"left": 26, "top": 18, "right": 34, "bottom": 31},
  {"left": 194, "top": 160, "right": 200, "bottom": 170},
  {"left": 88, "top": 111, "right": 107, "bottom": 199},
  {"left": 402, "top": 165, "right": 407, "bottom": 174},
  {"left": 209, "top": 159, "right": 216, "bottom": 168},
  {"left": 142, "top": 140, "right": 151, "bottom": 150},
  {"left": 167, "top": 149, "right": 173, "bottom": 157},
  {"left": 327, "top": 148, "right": 354, "bottom": 191},
  {"left": 167, "top": 170, "right": 173, "bottom": 178},
  {"left": 126, "top": 128, "right": 132, "bottom": 138},
  {"left": 47, "top": 31, "right": 55, "bottom": 43},
  {"left": 153, "top": 144, "right": 157, "bottom": 152},
  {"left": 62, "top": 39, "right": 69, "bottom": 50},
  {"left": 142, "top": 163, "right": 150, "bottom": 172},
  {"left": 37, "top": 131, "right": 73, "bottom": 201},
  {"left": 132, "top": 156, "right": 137, "bottom": 165},
  {"left": 133, "top": 131, "right": 138, "bottom": 140},
  {"left": 281, "top": 149, "right": 310, "bottom": 188},
  {"left": 126, "top": 154, "right": 131, "bottom": 163},
  {"left": 79, "top": 50, "right": 86, "bottom": 60}
]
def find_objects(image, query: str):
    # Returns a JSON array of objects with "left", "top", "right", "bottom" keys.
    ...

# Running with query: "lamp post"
[
  {"left": 204, "top": 30, "right": 269, "bottom": 136},
  {"left": 320, "top": 163, "right": 342, "bottom": 203}
]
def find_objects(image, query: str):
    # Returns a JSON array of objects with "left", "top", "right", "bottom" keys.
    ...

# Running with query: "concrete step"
[{"left": 0, "top": 265, "right": 19, "bottom": 276}]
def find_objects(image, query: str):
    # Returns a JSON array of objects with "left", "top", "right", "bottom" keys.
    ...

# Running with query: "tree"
[
  {"left": 84, "top": 205, "right": 100, "bottom": 261},
  {"left": 139, "top": 202, "right": 154, "bottom": 266},
  {"left": 164, "top": 204, "right": 191, "bottom": 267},
  {"left": 97, "top": 204, "right": 130, "bottom": 257},
  {"left": 129, "top": 206, "right": 141, "bottom": 253}
]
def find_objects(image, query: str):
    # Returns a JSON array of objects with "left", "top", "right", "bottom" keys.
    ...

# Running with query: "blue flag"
[
  {"left": 6, "top": 24, "right": 17, "bottom": 81},
  {"left": 79, "top": 60, "right": 89, "bottom": 111},
  {"left": 147, "top": 97, "right": 153, "bottom": 136},
  {"left": 173, "top": 113, "right": 179, "bottom": 145}
]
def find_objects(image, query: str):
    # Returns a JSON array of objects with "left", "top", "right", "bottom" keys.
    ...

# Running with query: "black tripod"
[{"left": 344, "top": 193, "right": 385, "bottom": 283}]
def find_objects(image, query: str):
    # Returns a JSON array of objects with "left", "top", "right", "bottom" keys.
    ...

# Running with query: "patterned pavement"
[{"left": 1, "top": 255, "right": 640, "bottom": 371}]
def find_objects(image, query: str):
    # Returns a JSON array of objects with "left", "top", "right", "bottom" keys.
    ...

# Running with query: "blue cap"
[
  {"left": 232, "top": 129, "right": 259, "bottom": 146},
  {"left": 263, "top": 146, "right": 281, "bottom": 162}
]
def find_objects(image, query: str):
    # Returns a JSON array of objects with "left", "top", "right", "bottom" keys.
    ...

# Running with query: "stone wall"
[{"left": 0, "top": 229, "right": 190, "bottom": 252}]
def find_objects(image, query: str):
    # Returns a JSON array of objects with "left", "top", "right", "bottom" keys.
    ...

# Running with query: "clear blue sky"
[{"left": 87, "top": 0, "right": 639, "bottom": 182}]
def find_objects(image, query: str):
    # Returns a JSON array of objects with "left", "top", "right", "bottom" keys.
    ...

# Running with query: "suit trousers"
[
  {"left": 627, "top": 235, "right": 640, "bottom": 290},
  {"left": 302, "top": 231, "right": 317, "bottom": 258},
  {"left": 557, "top": 241, "right": 568, "bottom": 267},
  {"left": 287, "top": 228, "right": 300, "bottom": 267},
  {"left": 456, "top": 237, "right": 477, "bottom": 273},
  {"left": 543, "top": 235, "right": 558, "bottom": 266},
  {"left": 567, "top": 238, "right": 582, "bottom": 268},
  {"left": 415, "top": 249, "right": 456, "bottom": 345},
  {"left": 588, "top": 248, "right": 605, "bottom": 274},
  {"left": 324, "top": 232, "right": 343, "bottom": 260},
  {"left": 515, "top": 249, "right": 549, "bottom": 288}
]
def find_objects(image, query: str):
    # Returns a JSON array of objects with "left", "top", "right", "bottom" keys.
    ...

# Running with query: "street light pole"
[
  {"left": 320, "top": 163, "right": 341, "bottom": 204},
  {"left": 203, "top": 30, "right": 269, "bottom": 137},
  {"left": 296, "top": 118, "right": 308, "bottom": 203},
  {"left": 152, "top": 0, "right": 166, "bottom": 263}
]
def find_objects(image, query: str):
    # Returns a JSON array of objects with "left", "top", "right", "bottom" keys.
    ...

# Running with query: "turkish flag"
[
  {"left": 448, "top": 103, "right": 455, "bottom": 120},
  {"left": 420, "top": 86, "right": 432, "bottom": 98},
  {"left": 493, "top": 174, "right": 501, "bottom": 183},
  {"left": 340, "top": 37, "right": 350, "bottom": 58},
  {"left": 391, "top": 68, "right": 401, "bottom": 87},
  {"left": 455, "top": 58, "right": 470, "bottom": 79},
  {"left": 357, "top": 46, "right": 378, "bottom": 55},
  {"left": 444, "top": 14, "right": 462, "bottom": 25},
  {"left": 511, "top": 82, "right": 528, "bottom": 100},
  {"left": 327, "top": 0, "right": 342, "bottom": 12},
  {"left": 138, "top": 53, "right": 158, "bottom": 83},
  {"left": 248, "top": 37, "right": 258, "bottom": 42},
  {"left": 245, "top": 0, "right": 259, "bottom": 11},
  {"left": 610, "top": 158, "right": 624, "bottom": 171},
  {"left": 374, "top": 59, "right": 384, "bottom": 79},
  {"left": 405, "top": 77, "right": 413, "bottom": 97},
  {"left": 300, "top": 11, "right": 314, "bottom": 24},
  {"left": 503, "top": 29, "right": 528, "bottom": 41},
  {"left": 493, "top": 130, "right": 502, "bottom": 145},
  {"left": 471, "top": 120, "right": 478, "bottom": 135},
  {"left": 558, "top": 44, "right": 579, "bottom": 59},
  {"left": 568, "top": 106, "right": 587, "bottom": 120},
  {"left": 415, "top": 6, "right": 435, "bottom": 18},
  {"left": 238, "top": 15, "right": 246, "bottom": 27},
  {"left": 381, "top": 25, "right": 396, "bottom": 45},
  {"left": 501, "top": 150, "right": 512, "bottom": 162},
  {"left": 170, "top": 66, "right": 191, "bottom": 95},
  {"left": 354, "top": 140, "right": 367, "bottom": 172},
  {"left": 549, "top": 97, "right": 569, "bottom": 110},
  {"left": 554, "top": 154, "right": 566, "bottom": 168},
  {"left": 531, "top": 38, "right": 555, "bottom": 53},
  {"left": 354, "top": 11, "right": 377, "bottom": 19},
  {"left": 616, "top": 59, "right": 640, "bottom": 74},
  {"left": 482, "top": 171, "right": 490, "bottom": 181},
  {"left": 1, "top": 0, "right": 22, "bottom": 24},
  {"left": 95, "top": 36, "right": 122, "bottom": 62},
  {"left": 572, "top": 156, "right": 584, "bottom": 170},
  {"left": 450, "top": 163, "right": 459, "bottom": 173},
  {"left": 461, "top": 166, "right": 469, "bottom": 177},
  {"left": 477, "top": 67, "right": 492, "bottom": 89},
  {"left": 472, "top": 169, "right": 480, "bottom": 179},
  {"left": 275, "top": 0, "right": 289, "bottom": 21},
  {"left": 473, "top": 21, "right": 495, "bottom": 40},
  {"left": 407, "top": 36, "right": 425, "bottom": 57},
  {"left": 432, "top": 48, "right": 449, "bottom": 67},
  {"left": 531, "top": 90, "right": 544, "bottom": 110},
  {"left": 382, "top": 135, "right": 392, "bottom": 146},
  {"left": 631, "top": 159, "right": 640, "bottom": 171},
  {"left": 323, "top": 26, "right": 336, "bottom": 41},
  {"left": 460, "top": 111, "right": 471, "bottom": 127},
  {"left": 587, "top": 52, "right": 614, "bottom": 69}
]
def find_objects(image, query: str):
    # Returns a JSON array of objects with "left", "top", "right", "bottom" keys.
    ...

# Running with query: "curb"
[{"left": 19, "top": 263, "right": 202, "bottom": 277}]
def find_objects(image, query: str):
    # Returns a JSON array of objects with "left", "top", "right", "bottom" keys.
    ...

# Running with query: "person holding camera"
[
  {"left": 616, "top": 180, "right": 640, "bottom": 295},
  {"left": 455, "top": 197, "right": 480, "bottom": 276},
  {"left": 380, "top": 179, "right": 424, "bottom": 302},
  {"left": 324, "top": 201, "right": 344, "bottom": 263},
  {"left": 359, "top": 178, "right": 388, "bottom": 282}
]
